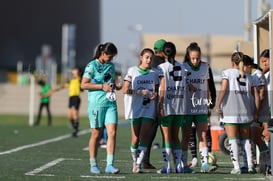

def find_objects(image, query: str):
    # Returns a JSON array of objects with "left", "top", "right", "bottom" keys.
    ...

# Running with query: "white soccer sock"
[
  {"left": 240, "top": 140, "right": 248, "bottom": 168},
  {"left": 162, "top": 147, "right": 171, "bottom": 169},
  {"left": 229, "top": 139, "right": 240, "bottom": 169},
  {"left": 130, "top": 147, "right": 138, "bottom": 163},
  {"left": 241, "top": 139, "right": 253, "bottom": 168},
  {"left": 136, "top": 146, "right": 147, "bottom": 165},
  {"left": 181, "top": 150, "right": 188, "bottom": 167},
  {"left": 173, "top": 149, "right": 182, "bottom": 168},
  {"left": 199, "top": 146, "right": 208, "bottom": 165}
]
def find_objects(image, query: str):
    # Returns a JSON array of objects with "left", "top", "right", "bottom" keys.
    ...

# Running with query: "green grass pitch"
[{"left": 0, "top": 114, "right": 271, "bottom": 181}]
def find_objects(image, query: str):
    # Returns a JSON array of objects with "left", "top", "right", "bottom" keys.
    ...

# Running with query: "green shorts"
[
  {"left": 224, "top": 122, "right": 251, "bottom": 128},
  {"left": 130, "top": 117, "right": 154, "bottom": 125},
  {"left": 182, "top": 114, "right": 208, "bottom": 127},
  {"left": 158, "top": 115, "right": 183, "bottom": 127},
  {"left": 88, "top": 106, "right": 118, "bottom": 128}
]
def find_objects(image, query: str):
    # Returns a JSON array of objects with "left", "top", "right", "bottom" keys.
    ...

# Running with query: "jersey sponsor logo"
[
  {"left": 186, "top": 78, "right": 205, "bottom": 84},
  {"left": 190, "top": 92, "right": 213, "bottom": 107},
  {"left": 166, "top": 94, "right": 184, "bottom": 99},
  {"left": 136, "top": 80, "right": 154, "bottom": 84},
  {"left": 166, "top": 86, "right": 185, "bottom": 91}
]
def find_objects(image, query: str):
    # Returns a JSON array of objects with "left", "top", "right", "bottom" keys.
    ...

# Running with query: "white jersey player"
[
  {"left": 216, "top": 52, "right": 258, "bottom": 174},
  {"left": 181, "top": 42, "right": 216, "bottom": 173},
  {"left": 156, "top": 42, "right": 187, "bottom": 174},
  {"left": 122, "top": 48, "right": 159, "bottom": 173}
]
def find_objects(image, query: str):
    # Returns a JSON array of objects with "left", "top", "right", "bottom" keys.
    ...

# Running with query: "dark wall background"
[{"left": 0, "top": 0, "right": 100, "bottom": 71}]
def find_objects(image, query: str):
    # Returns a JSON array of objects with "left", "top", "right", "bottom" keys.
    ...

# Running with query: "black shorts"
[{"left": 69, "top": 96, "right": 81, "bottom": 110}]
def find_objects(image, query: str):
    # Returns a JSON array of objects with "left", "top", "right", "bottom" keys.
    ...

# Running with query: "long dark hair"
[
  {"left": 163, "top": 42, "right": 176, "bottom": 65},
  {"left": 260, "top": 49, "right": 269, "bottom": 58},
  {"left": 92, "top": 42, "right": 118, "bottom": 59},
  {"left": 139, "top": 48, "right": 154, "bottom": 65},
  {"left": 184, "top": 42, "right": 201, "bottom": 63}
]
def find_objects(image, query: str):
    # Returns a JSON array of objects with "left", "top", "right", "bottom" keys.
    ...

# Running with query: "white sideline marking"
[
  {"left": 25, "top": 158, "right": 81, "bottom": 176},
  {"left": 80, "top": 175, "right": 125, "bottom": 179},
  {"left": 151, "top": 177, "right": 197, "bottom": 180},
  {"left": 0, "top": 129, "right": 90, "bottom": 155},
  {"left": 224, "top": 178, "right": 266, "bottom": 180},
  {"left": 82, "top": 146, "right": 89, "bottom": 151}
]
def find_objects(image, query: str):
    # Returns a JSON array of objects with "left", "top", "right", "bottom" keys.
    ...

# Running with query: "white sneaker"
[
  {"left": 230, "top": 168, "right": 241, "bottom": 174},
  {"left": 190, "top": 157, "right": 198, "bottom": 168}
]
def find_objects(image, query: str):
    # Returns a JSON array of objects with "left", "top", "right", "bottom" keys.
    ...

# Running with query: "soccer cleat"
[
  {"left": 142, "top": 163, "right": 156, "bottom": 169},
  {"left": 72, "top": 131, "right": 78, "bottom": 138},
  {"left": 99, "top": 143, "right": 107, "bottom": 148},
  {"left": 156, "top": 167, "right": 171, "bottom": 174},
  {"left": 190, "top": 157, "right": 198, "bottom": 168},
  {"left": 248, "top": 167, "right": 255, "bottom": 174},
  {"left": 182, "top": 166, "right": 195, "bottom": 173},
  {"left": 90, "top": 166, "right": 101, "bottom": 174},
  {"left": 266, "top": 166, "right": 272, "bottom": 176},
  {"left": 175, "top": 166, "right": 183, "bottom": 173},
  {"left": 200, "top": 163, "right": 217, "bottom": 173},
  {"left": 105, "top": 165, "right": 120, "bottom": 174},
  {"left": 230, "top": 168, "right": 241, "bottom": 174},
  {"left": 240, "top": 166, "right": 248, "bottom": 173}
]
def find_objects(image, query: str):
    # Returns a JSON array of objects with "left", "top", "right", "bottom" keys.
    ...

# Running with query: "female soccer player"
[
  {"left": 181, "top": 42, "right": 217, "bottom": 173},
  {"left": 243, "top": 54, "right": 271, "bottom": 174},
  {"left": 157, "top": 42, "right": 186, "bottom": 174},
  {"left": 81, "top": 42, "right": 121, "bottom": 174},
  {"left": 216, "top": 52, "right": 258, "bottom": 174},
  {"left": 123, "top": 48, "right": 159, "bottom": 173},
  {"left": 260, "top": 49, "right": 271, "bottom": 145}
]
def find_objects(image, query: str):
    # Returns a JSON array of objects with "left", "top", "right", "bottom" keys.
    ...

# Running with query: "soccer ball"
[{"left": 208, "top": 152, "right": 217, "bottom": 165}]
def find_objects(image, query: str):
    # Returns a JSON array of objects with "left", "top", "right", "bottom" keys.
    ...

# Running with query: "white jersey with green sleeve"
[
  {"left": 183, "top": 62, "right": 209, "bottom": 115},
  {"left": 83, "top": 59, "right": 117, "bottom": 107},
  {"left": 158, "top": 61, "right": 187, "bottom": 116},
  {"left": 124, "top": 66, "right": 160, "bottom": 120},
  {"left": 220, "top": 68, "right": 254, "bottom": 124},
  {"left": 251, "top": 69, "right": 270, "bottom": 122}
]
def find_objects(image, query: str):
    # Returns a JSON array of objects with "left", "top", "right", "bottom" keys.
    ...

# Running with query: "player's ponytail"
[
  {"left": 238, "top": 60, "right": 244, "bottom": 78},
  {"left": 163, "top": 42, "right": 176, "bottom": 65},
  {"left": 92, "top": 42, "right": 118, "bottom": 60},
  {"left": 231, "top": 51, "right": 244, "bottom": 78}
]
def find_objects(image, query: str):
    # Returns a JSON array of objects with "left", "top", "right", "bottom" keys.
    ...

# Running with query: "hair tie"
[{"left": 99, "top": 44, "right": 104, "bottom": 51}]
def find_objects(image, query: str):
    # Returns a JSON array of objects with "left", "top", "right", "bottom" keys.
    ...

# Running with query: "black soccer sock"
[
  {"left": 189, "top": 127, "right": 197, "bottom": 158},
  {"left": 70, "top": 119, "right": 75, "bottom": 128},
  {"left": 206, "top": 126, "right": 212, "bottom": 153},
  {"left": 74, "top": 120, "right": 79, "bottom": 131}
]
